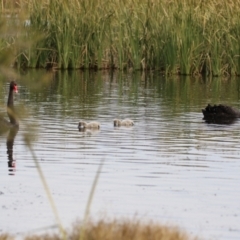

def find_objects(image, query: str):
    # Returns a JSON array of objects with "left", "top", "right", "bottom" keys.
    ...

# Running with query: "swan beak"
[{"left": 14, "top": 86, "right": 18, "bottom": 93}]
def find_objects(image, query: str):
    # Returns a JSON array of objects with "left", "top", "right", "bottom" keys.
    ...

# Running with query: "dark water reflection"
[
  {"left": 6, "top": 127, "right": 18, "bottom": 174},
  {"left": 0, "top": 71, "right": 240, "bottom": 240}
]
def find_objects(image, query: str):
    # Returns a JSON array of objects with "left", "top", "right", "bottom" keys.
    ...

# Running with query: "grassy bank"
[
  {"left": 0, "top": 220, "right": 197, "bottom": 240},
  {"left": 1, "top": 0, "right": 240, "bottom": 75}
]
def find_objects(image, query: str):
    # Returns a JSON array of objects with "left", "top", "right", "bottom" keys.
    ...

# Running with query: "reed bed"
[{"left": 2, "top": 0, "right": 240, "bottom": 75}]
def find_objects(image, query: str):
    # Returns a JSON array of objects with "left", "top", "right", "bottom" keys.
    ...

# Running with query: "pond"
[{"left": 0, "top": 70, "right": 240, "bottom": 240}]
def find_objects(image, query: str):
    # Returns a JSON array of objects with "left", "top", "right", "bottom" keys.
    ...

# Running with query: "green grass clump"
[{"left": 2, "top": 0, "right": 240, "bottom": 75}]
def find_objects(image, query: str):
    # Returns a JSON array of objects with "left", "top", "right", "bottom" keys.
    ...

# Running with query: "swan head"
[{"left": 10, "top": 81, "right": 18, "bottom": 93}]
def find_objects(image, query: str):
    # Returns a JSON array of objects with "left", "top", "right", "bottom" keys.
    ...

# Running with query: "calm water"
[{"left": 0, "top": 70, "right": 240, "bottom": 240}]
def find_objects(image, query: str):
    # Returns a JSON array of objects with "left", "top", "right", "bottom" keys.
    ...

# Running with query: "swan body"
[
  {"left": 202, "top": 104, "right": 240, "bottom": 120},
  {"left": 114, "top": 119, "right": 134, "bottom": 127},
  {"left": 78, "top": 121, "right": 100, "bottom": 130}
]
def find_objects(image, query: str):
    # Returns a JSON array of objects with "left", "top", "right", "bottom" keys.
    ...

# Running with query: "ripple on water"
[{"left": 0, "top": 76, "right": 240, "bottom": 240}]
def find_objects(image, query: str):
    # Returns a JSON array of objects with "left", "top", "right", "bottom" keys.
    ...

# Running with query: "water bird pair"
[{"left": 78, "top": 119, "right": 134, "bottom": 130}]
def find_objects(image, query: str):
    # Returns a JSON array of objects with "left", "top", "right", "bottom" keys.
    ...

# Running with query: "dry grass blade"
[
  {"left": 25, "top": 140, "right": 66, "bottom": 240},
  {"left": 79, "top": 159, "right": 104, "bottom": 240}
]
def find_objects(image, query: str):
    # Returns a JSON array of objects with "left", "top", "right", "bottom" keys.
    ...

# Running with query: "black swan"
[
  {"left": 0, "top": 81, "right": 19, "bottom": 132},
  {"left": 202, "top": 104, "right": 240, "bottom": 124}
]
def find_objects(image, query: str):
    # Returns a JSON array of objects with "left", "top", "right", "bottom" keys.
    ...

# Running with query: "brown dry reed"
[
  {"left": 0, "top": 220, "right": 197, "bottom": 240},
  {"left": 1, "top": 0, "right": 240, "bottom": 76}
]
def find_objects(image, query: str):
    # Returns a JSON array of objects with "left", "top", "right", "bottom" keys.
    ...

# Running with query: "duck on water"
[
  {"left": 78, "top": 121, "right": 100, "bottom": 130},
  {"left": 113, "top": 119, "right": 134, "bottom": 127}
]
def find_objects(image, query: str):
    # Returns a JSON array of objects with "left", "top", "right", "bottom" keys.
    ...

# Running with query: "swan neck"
[{"left": 7, "top": 89, "right": 14, "bottom": 107}]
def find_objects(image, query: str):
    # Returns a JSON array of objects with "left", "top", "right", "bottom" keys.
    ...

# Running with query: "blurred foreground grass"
[{"left": 0, "top": 220, "right": 197, "bottom": 240}]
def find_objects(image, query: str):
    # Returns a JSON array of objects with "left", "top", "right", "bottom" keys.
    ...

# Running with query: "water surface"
[{"left": 0, "top": 71, "right": 240, "bottom": 240}]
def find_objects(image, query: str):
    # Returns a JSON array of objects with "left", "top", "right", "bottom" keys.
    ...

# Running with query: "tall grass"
[{"left": 2, "top": 0, "right": 240, "bottom": 74}]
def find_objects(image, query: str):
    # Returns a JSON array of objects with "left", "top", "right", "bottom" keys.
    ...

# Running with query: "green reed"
[{"left": 2, "top": 0, "right": 240, "bottom": 75}]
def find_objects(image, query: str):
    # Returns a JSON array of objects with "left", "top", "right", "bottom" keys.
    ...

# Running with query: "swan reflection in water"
[
  {"left": 78, "top": 127, "right": 100, "bottom": 136},
  {"left": 6, "top": 126, "right": 19, "bottom": 175},
  {"left": 203, "top": 117, "right": 237, "bottom": 125}
]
